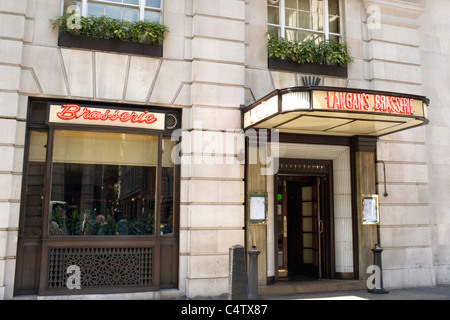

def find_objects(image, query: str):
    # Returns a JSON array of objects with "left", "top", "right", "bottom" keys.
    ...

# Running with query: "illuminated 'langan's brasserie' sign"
[
  {"left": 324, "top": 91, "right": 416, "bottom": 115},
  {"left": 243, "top": 87, "right": 429, "bottom": 137},
  {"left": 48, "top": 104, "right": 166, "bottom": 130}
]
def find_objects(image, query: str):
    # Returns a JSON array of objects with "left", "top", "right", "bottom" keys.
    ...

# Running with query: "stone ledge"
[{"left": 259, "top": 279, "right": 366, "bottom": 296}]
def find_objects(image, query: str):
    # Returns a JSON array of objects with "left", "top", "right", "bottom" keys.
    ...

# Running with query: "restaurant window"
[
  {"left": 49, "top": 130, "right": 163, "bottom": 236},
  {"left": 62, "top": 0, "right": 162, "bottom": 23},
  {"left": 268, "top": 0, "right": 342, "bottom": 43},
  {"left": 15, "top": 101, "right": 180, "bottom": 294},
  {"left": 23, "top": 102, "right": 178, "bottom": 238}
]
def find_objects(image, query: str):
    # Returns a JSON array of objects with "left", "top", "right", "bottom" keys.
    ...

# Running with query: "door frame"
[{"left": 274, "top": 158, "right": 335, "bottom": 282}]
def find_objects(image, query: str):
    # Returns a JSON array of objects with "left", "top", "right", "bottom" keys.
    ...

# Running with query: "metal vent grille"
[
  {"left": 166, "top": 113, "right": 178, "bottom": 130},
  {"left": 47, "top": 247, "right": 153, "bottom": 289}
]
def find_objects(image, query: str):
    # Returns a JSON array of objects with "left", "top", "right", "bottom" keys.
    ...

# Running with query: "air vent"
[{"left": 166, "top": 113, "right": 178, "bottom": 130}]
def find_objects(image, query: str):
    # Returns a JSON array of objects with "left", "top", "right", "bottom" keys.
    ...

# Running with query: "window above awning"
[{"left": 242, "top": 87, "right": 429, "bottom": 137}]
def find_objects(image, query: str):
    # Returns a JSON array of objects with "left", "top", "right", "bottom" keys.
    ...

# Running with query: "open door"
[
  {"left": 277, "top": 179, "right": 288, "bottom": 277},
  {"left": 311, "top": 177, "right": 322, "bottom": 279},
  {"left": 276, "top": 176, "right": 325, "bottom": 279}
]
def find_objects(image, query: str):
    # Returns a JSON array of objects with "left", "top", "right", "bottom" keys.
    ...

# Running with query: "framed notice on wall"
[
  {"left": 362, "top": 194, "right": 379, "bottom": 224},
  {"left": 249, "top": 193, "right": 267, "bottom": 224}
]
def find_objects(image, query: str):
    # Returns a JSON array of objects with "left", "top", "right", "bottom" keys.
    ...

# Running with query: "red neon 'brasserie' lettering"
[
  {"left": 56, "top": 105, "right": 158, "bottom": 125},
  {"left": 326, "top": 92, "right": 414, "bottom": 115}
]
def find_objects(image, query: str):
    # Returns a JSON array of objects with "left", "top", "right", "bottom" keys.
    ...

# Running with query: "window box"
[
  {"left": 58, "top": 32, "right": 163, "bottom": 57},
  {"left": 268, "top": 58, "right": 348, "bottom": 78}
]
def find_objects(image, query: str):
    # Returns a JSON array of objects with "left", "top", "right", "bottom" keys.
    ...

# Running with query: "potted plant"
[
  {"left": 267, "top": 35, "right": 353, "bottom": 77},
  {"left": 51, "top": 14, "right": 168, "bottom": 57}
]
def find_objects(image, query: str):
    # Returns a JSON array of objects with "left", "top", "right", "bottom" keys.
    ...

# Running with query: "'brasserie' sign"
[{"left": 48, "top": 104, "right": 166, "bottom": 130}]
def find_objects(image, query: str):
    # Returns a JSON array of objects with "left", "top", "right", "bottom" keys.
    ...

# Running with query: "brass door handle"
[{"left": 283, "top": 216, "right": 287, "bottom": 238}]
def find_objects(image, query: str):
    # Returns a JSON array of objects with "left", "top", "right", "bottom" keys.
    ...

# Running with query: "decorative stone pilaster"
[
  {"left": 0, "top": 0, "right": 27, "bottom": 300},
  {"left": 362, "top": 0, "right": 424, "bottom": 94},
  {"left": 181, "top": 0, "right": 246, "bottom": 298}
]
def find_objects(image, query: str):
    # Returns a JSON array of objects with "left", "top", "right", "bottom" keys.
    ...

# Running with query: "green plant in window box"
[
  {"left": 51, "top": 14, "right": 168, "bottom": 45},
  {"left": 267, "top": 35, "right": 353, "bottom": 67}
]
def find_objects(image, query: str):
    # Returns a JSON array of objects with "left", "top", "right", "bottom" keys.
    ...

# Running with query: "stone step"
[{"left": 259, "top": 279, "right": 366, "bottom": 297}]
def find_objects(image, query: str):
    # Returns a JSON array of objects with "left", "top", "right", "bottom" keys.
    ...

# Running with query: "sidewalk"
[{"left": 261, "top": 285, "right": 450, "bottom": 300}]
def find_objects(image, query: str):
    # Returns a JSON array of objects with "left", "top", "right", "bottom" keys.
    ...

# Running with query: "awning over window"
[{"left": 242, "top": 87, "right": 429, "bottom": 137}]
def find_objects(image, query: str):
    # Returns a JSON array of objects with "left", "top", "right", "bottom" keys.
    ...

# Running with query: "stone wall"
[
  {"left": 419, "top": 0, "right": 450, "bottom": 285},
  {"left": 0, "top": 0, "right": 28, "bottom": 300},
  {"left": 362, "top": 0, "right": 434, "bottom": 288},
  {"left": 181, "top": 0, "right": 246, "bottom": 298},
  {"left": 1, "top": 0, "right": 449, "bottom": 299}
]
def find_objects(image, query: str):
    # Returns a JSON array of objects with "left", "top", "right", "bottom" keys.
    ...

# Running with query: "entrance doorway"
[{"left": 276, "top": 160, "right": 333, "bottom": 281}]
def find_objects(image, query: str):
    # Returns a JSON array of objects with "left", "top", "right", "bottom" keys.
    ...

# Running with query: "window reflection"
[
  {"left": 24, "top": 131, "right": 48, "bottom": 237},
  {"left": 49, "top": 130, "right": 167, "bottom": 236},
  {"left": 160, "top": 138, "right": 176, "bottom": 235},
  {"left": 50, "top": 164, "right": 156, "bottom": 235}
]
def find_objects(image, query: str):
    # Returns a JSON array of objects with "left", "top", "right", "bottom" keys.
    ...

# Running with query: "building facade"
[{"left": 0, "top": 0, "right": 449, "bottom": 299}]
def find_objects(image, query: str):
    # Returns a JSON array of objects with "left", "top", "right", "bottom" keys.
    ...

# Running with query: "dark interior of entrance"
[
  {"left": 276, "top": 160, "right": 333, "bottom": 281},
  {"left": 289, "top": 178, "right": 319, "bottom": 278}
]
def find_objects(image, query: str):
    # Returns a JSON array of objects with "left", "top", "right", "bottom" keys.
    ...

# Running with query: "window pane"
[
  {"left": 286, "top": 29, "right": 322, "bottom": 43},
  {"left": 144, "top": 10, "right": 160, "bottom": 22},
  {"left": 285, "top": 29, "right": 298, "bottom": 42},
  {"left": 87, "top": 0, "right": 149, "bottom": 21},
  {"left": 24, "top": 131, "right": 48, "bottom": 237},
  {"left": 298, "top": 0, "right": 310, "bottom": 11},
  {"left": 268, "top": 6, "right": 279, "bottom": 25},
  {"left": 310, "top": 0, "right": 323, "bottom": 31},
  {"left": 123, "top": 7, "right": 139, "bottom": 21},
  {"left": 285, "top": 0, "right": 297, "bottom": 9},
  {"left": 329, "top": 15, "right": 340, "bottom": 34},
  {"left": 328, "top": 0, "right": 339, "bottom": 16},
  {"left": 105, "top": 5, "right": 122, "bottom": 19},
  {"left": 87, "top": 3, "right": 104, "bottom": 16},
  {"left": 146, "top": 0, "right": 161, "bottom": 8},
  {"left": 49, "top": 131, "right": 158, "bottom": 236},
  {"left": 160, "top": 138, "right": 177, "bottom": 235},
  {"left": 299, "top": 11, "right": 310, "bottom": 29},
  {"left": 328, "top": 34, "right": 340, "bottom": 43},
  {"left": 285, "top": 9, "right": 298, "bottom": 28},
  {"left": 267, "top": 25, "right": 280, "bottom": 38},
  {"left": 63, "top": 0, "right": 81, "bottom": 15},
  {"left": 124, "top": 0, "right": 139, "bottom": 5}
]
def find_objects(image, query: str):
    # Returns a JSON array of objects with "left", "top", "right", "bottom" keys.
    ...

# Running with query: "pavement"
[{"left": 261, "top": 284, "right": 450, "bottom": 300}]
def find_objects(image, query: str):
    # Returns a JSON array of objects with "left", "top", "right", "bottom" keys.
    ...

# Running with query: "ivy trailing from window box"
[{"left": 268, "top": 35, "right": 353, "bottom": 67}]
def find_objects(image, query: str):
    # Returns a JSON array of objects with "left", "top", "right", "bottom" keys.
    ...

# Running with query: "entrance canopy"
[{"left": 242, "top": 87, "right": 429, "bottom": 137}]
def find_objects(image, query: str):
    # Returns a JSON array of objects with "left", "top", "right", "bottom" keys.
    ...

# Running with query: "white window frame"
[
  {"left": 61, "top": 0, "right": 163, "bottom": 23},
  {"left": 268, "top": 0, "right": 343, "bottom": 42}
]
